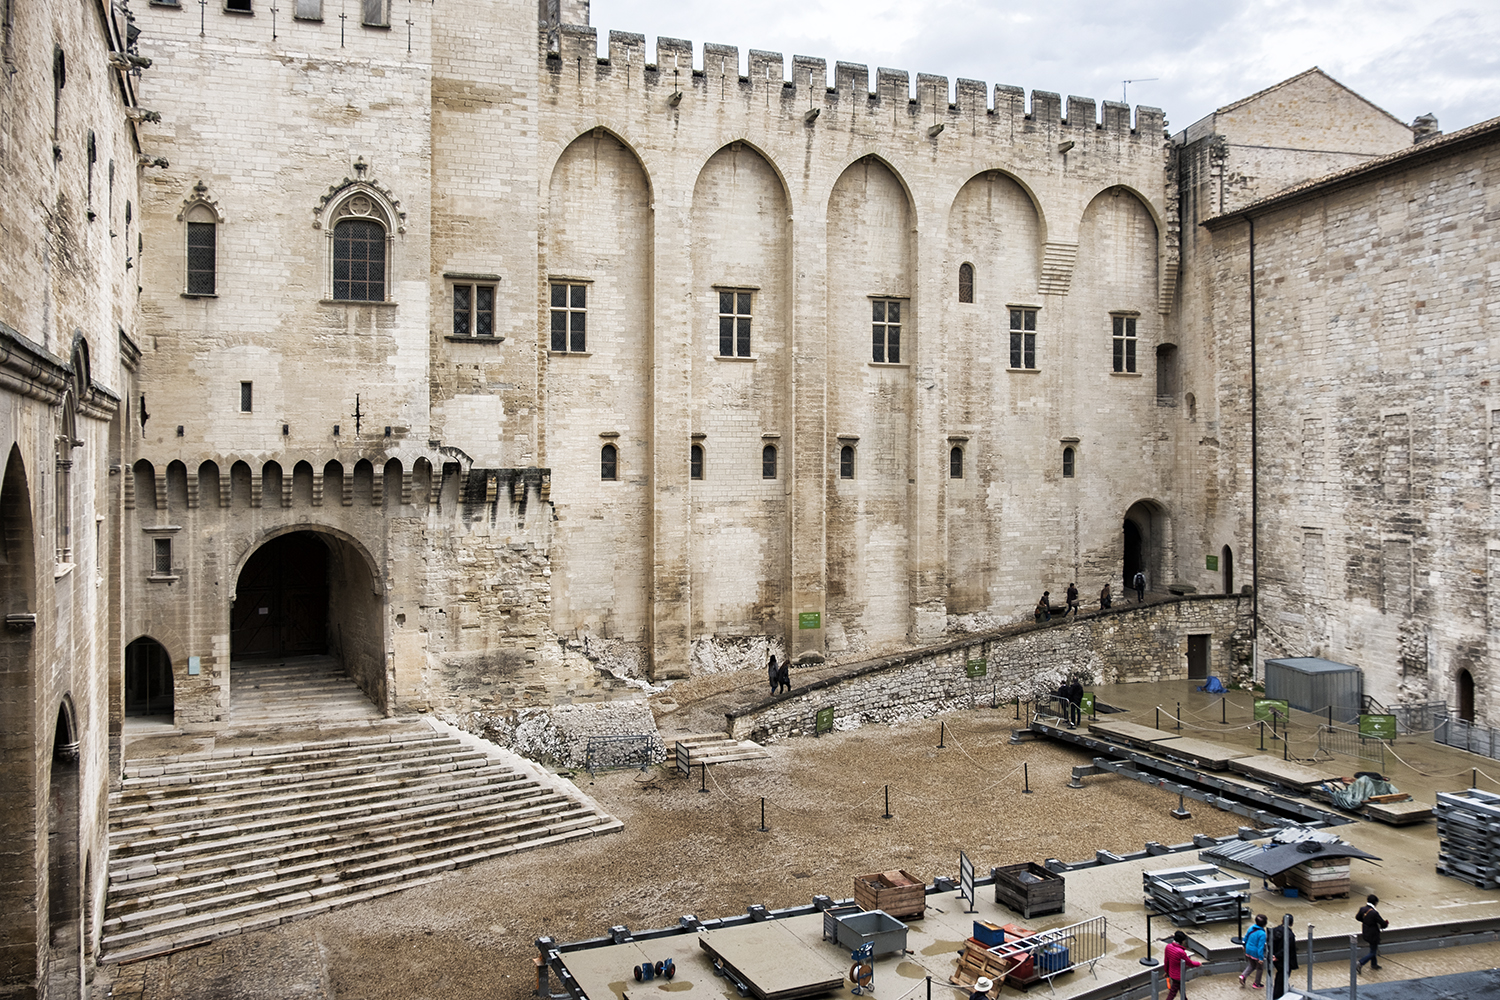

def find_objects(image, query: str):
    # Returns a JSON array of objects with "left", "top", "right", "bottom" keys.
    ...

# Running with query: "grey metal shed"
[{"left": 1264, "top": 657, "right": 1363, "bottom": 724}]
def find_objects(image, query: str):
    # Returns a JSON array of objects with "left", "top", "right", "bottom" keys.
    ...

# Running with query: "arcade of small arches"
[{"left": 127, "top": 455, "right": 440, "bottom": 511}]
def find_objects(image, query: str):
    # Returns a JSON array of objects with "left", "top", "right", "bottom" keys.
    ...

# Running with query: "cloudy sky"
[{"left": 588, "top": 0, "right": 1497, "bottom": 135}]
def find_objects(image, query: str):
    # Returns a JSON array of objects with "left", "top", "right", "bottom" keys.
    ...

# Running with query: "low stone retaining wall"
[{"left": 728, "top": 595, "right": 1252, "bottom": 740}]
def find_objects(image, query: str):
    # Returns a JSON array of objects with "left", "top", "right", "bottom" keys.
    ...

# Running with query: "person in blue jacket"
[{"left": 1240, "top": 913, "right": 1268, "bottom": 988}]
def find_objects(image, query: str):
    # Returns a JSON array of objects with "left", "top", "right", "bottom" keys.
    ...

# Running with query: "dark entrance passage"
[
  {"left": 232, "top": 532, "right": 329, "bottom": 659},
  {"left": 124, "top": 637, "right": 173, "bottom": 717},
  {"left": 1187, "top": 634, "right": 1210, "bottom": 680},
  {"left": 1123, "top": 519, "right": 1143, "bottom": 594},
  {"left": 1459, "top": 668, "right": 1476, "bottom": 723},
  {"left": 1222, "top": 545, "right": 1234, "bottom": 594}
]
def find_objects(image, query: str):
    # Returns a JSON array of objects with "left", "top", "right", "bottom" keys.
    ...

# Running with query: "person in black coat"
[
  {"left": 1356, "top": 894, "right": 1388, "bottom": 973},
  {"left": 1269, "top": 914, "right": 1298, "bottom": 998},
  {"left": 767, "top": 654, "right": 779, "bottom": 694},
  {"left": 776, "top": 659, "right": 792, "bottom": 694},
  {"left": 1065, "top": 677, "right": 1084, "bottom": 727}
]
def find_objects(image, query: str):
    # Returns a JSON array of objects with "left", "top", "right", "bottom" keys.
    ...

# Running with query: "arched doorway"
[
  {"left": 124, "top": 637, "right": 173, "bottom": 718},
  {"left": 47, "top": 703, "right": 81, "bottom": 999},
  {"left": 232, "top": 532, "right": 330, "bottom": 658},
  {"left": 1123, "top": 499, "right": 1169, "bottom": 597},
  {"left": 1222, "top": 545, "right": 1234, "bottom": 595},
  {"left": 231, "top": 529, "right": 388, "bottom": 713},
  {"left": 1459, "top": 668, "right": 1476, "bottom": 723}
]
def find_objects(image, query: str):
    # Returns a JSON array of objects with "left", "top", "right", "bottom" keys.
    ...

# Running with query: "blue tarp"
[{"left": 1198, "top": 676, "right": 1227, "bottom": 694}]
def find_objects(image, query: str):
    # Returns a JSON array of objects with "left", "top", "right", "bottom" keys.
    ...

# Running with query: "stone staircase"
[
  {"left": 102, "top": 722, "right": 622, "bottom": 963},
  {"left": 228, "top": 655, "right": 385, "bottom": 729}
]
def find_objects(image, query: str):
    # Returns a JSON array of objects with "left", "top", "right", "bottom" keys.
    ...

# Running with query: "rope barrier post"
[
  {"left": 1284, "top": 717, "right": 1289, "bottom": 761},
  {"left": 926, "top": 975, "right": 931, "bottom": 1000},
  {"left": 699, "top": 762, "right": 709, "bottom": 794},
  {"left": 1176, "top": 701, "right": 1181, "bottom": 731},
  {"left": 938, "top": 722, "right": 946, "bottom": 749},
  {"left": 1139, "top": 910, "right": 1159, "bottom": 967},
  {"left": 882, "top": 785, "right": 892, "bottom": 820},
  {"left": 1473, "top": 768, "right": 1477, "bottom": 790},
  {"left": 759, "top": 797, "right": 767, "bottom": 833},
  {"left": 1156, "top": 707, "right": 1161, "bottom": 730},
  {"left": 1023, "top": 762, "right": 1032, "bottom": 794},
  {"left": 1349, "top": 933, "right": 1359, "bottom": 999},
  {"left": 1223, "top": 697, "right": 1227, "bottom": 725},
  {"left": 1231, "top": 892, "right": 1244, "bottom": 945},
  {"left": 1306, "top": 923, "right": 1314, "bottom": 992},
  {"left": 1014, "top": 697, "right": 1019, "bottom": 721},
  {"left": 1260, "top": 720, "right": 1266, "bottom": 751}
]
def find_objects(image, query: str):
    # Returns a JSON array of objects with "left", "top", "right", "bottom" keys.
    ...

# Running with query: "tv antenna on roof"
[{"left": 1122, "top": 78, "right": 1158, "bottom": 104}]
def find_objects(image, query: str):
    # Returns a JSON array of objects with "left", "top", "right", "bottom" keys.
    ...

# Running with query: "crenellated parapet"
[{"left": 547, "top": 27, "right": 1165, "bottom": 142}]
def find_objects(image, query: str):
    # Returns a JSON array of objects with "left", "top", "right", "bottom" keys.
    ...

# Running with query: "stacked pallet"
[
  {"left": 1143, "top": 864, "right": 1248, "bottom": 926},
  {"left": 1273, "top": 857, "right": 1350, "bottom": 899},
  {"left": 949, "top": 925, "right": 1035, "bottom": 992},
  {"left": 1435, "top": 788, "right": 1500, "bottom": 888}
]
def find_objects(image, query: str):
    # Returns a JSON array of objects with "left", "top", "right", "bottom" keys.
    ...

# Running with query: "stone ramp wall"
[{"left": 728, "top": 595, "right": 1251, "bottom": 740}]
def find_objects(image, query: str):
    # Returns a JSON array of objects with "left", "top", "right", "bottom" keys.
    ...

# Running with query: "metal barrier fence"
[
  {"left": 1391, "top": 701, "right": 1449, "bottom": 735},
  {"left": 982, "top": 915, "right": 1108, "bottom": 991},
  {"left": 584, "top": 734, "right": 659, "bottom": 776},
  {"left": 1316, "top": 724, "right": 1385, "bottom": 768},
  {"left": 1436, "top": 716, "right": 1500, "bottom": 761}
]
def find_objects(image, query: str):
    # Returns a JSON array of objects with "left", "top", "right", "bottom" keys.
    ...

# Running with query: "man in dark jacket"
[
  {"left": 1269, "top": 914, "right": 1298, "bottom": 998},
  {"left": 1066, "top": 677, "right": 1084, "bottom": 727},
  {"left": 1356, "top": 894, "right": 1388, "bottom": 973}
]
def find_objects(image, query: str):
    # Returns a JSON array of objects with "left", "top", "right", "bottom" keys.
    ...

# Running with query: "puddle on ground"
[
  {"left": 1098, "top": 901, "right": 1134, "bottom": 913},
  {"left": 920, "top": 940, "right": 964, "bottom": 957},
  {"left": 607, "top": 981, "right": 629, "bottom": 1000},
  {"left": 895, "top": 962, "right": 927, "bottom": 980},
  {"left": 657, "top": 982, "right": 693, "bottom": 991}
]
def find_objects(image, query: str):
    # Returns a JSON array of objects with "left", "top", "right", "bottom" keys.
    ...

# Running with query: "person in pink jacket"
[{"left": 1164, "top": 930, "right": 1202, "bottom": 1000}]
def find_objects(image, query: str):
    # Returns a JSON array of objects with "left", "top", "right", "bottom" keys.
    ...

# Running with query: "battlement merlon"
[{"left": 546, "top": 27, "right": 1165, "bottom": 135}]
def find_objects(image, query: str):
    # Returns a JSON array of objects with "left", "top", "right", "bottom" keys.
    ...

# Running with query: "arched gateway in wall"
[
  {"left": 230, "top": 528, "right": 388, "bottom": 714},
  {"left": 1123, "top": 500, "right": 1170, "bottom": 596}
]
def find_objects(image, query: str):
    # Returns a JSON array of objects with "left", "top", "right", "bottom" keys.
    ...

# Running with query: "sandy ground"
[{"left": 105, "top": 708, "right": 1252, "bottom": 1000}]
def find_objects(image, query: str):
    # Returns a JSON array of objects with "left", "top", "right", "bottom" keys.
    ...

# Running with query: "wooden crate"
[
  {"left": 993, "top": 862, "right": 1065, "bottom": 919},
  {"left": 853, "top": 869, "right": 925, "bottom": 919}
]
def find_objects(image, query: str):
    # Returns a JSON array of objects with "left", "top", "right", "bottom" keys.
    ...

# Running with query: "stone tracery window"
[{"left": 315, "top": 171, "right": 404, "bottom": 304}]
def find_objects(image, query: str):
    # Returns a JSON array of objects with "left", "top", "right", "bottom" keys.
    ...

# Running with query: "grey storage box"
[
  {"left": 821, "top": 908, "right": 909, "bottom": 957},
  {"left": 1265, "top": 657, "right": 1363, "bottom": 724}
]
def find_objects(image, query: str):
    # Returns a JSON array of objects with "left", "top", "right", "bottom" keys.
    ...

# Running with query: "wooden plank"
[
  {"left": 699, "top": 922, "right": 846, "bottom": 1000},
  {"left": 1147, "top": 735, "right": 1253, "bottom": 771},
  {"left": 1226, "top": 755, "right": 1341, "bottom": 792},
  {"left": 1085, "top": 719, "right": 1182, "bottom": 747},
  {"left": 1367, "top": 799, "right": 1433, "bottom": 825}
]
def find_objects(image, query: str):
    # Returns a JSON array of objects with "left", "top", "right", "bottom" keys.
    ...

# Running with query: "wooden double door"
[{"left": 231, "top": 532, "right": 329, "bottom": 658}]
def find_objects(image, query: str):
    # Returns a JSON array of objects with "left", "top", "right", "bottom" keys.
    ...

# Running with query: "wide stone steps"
[
  {"left": 103, "top": 720, "right": 622, "bottom": 964},
  {"left": 227, "top": 656, "right": 384, "bottom": 728}
]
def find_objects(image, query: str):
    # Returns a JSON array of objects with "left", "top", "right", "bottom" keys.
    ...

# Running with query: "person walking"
[
  {"left": 776, "top": 658, "right": 792, "bottom": 694},
  {"left": 1239, "top": 913, "right": 1267, "bottom": 988},
  {"left": 1163, "top": 930, "right": 1201, "bottom": 1000},
  {"left": 1035, "top": 591, "right": 1051, "bottom": 623},
  {"left": 767, "top": 653, "right": 780, "bottom": 695},
  {"left": 1065, "top": 582, "right": 1080, "bottom": 617},
  {"left": 1099, "top": 582, "right": 1112, "bottom": 610},
  {"left": 1066, "top": 676, "right": 1084, "bottom": 728},
  {"left": 1268, "top": 914, "right": 1298, "bottom": 998},
  {"left": 1133, "top": 570, "right": 1146, "bottom": 602},
  {"left": 968, "top": 976, "right": 993, "bottom": 1000},
  {"left": 1356, "top": 894, "right": 1388, "bottom": 973}
]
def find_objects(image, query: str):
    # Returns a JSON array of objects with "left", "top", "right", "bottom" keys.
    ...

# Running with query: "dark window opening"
[
  {"left": 1009, "top": 308, "right": 1037, "bottom": 370},
  {"left": 1112, "top": 314, "right": 1137, "bottom": 373},
  {"left": 762, "top": 444, "right": 777, "bottom": 479},
  {"left": 187, "top": 221, "right": 216, "bottom": 295},
  {"left": 153, "top": 538, "right": 172, "bottom": 575},
  {"left": 550, "top": 282, "right": 587, "bottom": 352},
  {"left": 872, "top": 299, "right": 901, "bottom": 363},
  {"left": 361, "top": 0, "right": 387, "bottom": 25},
  {"left": 839, "top": 445, "right": 854, "bottom": 479},
  {"left": 950, "top": 446, "right": 963, "bottom": 479},
  {"left": 1156, "top": 343, "right": 1178, "bottom": 402},
  {"left": 690, "top": 444, "right": 703, "bottom": 480},
  {"left": 1062, "top": 447, "right": 1075, "bottom": 478},
  {"left": 600, "top": 443, "right": 617, "bottom": 481},
  {"left": 239, "top": 381, "right": 252, "bottom": 413},
  {"left": 333, "top": 218, "right": 386, "bottom": 301},
  {"left": 718, "top": 290, "right": 752, "bottom": 357},
  {"left": 225, "top": 0, "right": 252, "bottom": 11},
  {"left": 453, "top": 283, "right": 496, "bottom": 337},
  {"left": 958, "top": 263, "right": 974, "bottom": 303}
]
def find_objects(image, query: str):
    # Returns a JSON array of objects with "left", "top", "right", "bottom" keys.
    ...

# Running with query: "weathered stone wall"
[
  {"left": 1204, "top": 127, "right": 1500, "bottom": 723},
  {"left": 729, "top": 596, "right": 1252, "bottom": 739}
]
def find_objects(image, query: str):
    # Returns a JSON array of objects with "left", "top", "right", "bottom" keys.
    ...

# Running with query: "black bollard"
[
  {"left": 1023, "top": 762, "right": 1032, "bottom": 794},
  {"left": 1156, "top": 706, "right": 1160, "bottom": 730},
  {"left": 1176, "top": 701, "right": 1181, "bottom": 730},
  {"left": 1223, "top": 697, "right": 1227, "bottom": 725},
  {"left": 1014, "top": 697, "right": 1020, "bottom": 721},
  {"left": 759, "top": 797, "right": 767, "bottom": 833},
  {"left": 1139, "top": 911, "right": 1159, "bottom": 966},
  {"left": 1231, "top": 892, "right": 1245, "bottom": 945},
  {"left": 938, "top": 722, "right": 946, "bottom": 749},
  {"left": 699, "top": 762, "right": 709, "bottom": 793},
  {"left": 883, "top": 785, "right": 892, "bottom": 820},
  {"left": 1259, "top": 720, "right": 1265, "bottom": 751}
]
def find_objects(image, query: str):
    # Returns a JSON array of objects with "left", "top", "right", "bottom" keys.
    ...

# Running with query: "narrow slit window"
[
  {"left": 153, "top": 538, "right": 172, "bottom": 575},
  {"left": 958, "top": 263, "right": 974, "bottom": 303},
  {"left": 239, "top": 381, "right": 253, "bottom": 413},
  {"left": 1062, "top": 447, "right": 1075, "bottom": 478},
  {"left": 950, "top": 446, "right": 963, "bottom": 479},
  {"left": 186, "top": 220, "right": 216, "bottom": 295},
  {"left": 839, "top": 445, "right": 854, "bottom": 480},
  {"left": 690, "top": 444, "right": 704, "bottom": 481},
  {"left": 762, "top": 444, "right": 777, "bottom": 480},
  {"left": 600, "top": 443, "right": 617, "bottom": 481}
]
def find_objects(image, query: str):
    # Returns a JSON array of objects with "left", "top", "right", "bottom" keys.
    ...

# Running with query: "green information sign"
[
  {"left": 1081, "top": 692, "right": 1095, "bottom": 715},
  {"left": 1359, "top": 714, "right": 1397, "bottom": 740},
  {"left": 965, "top": 658, "right": 988, "bottom": 678},
  {"left": 798, "top": 611, "right": 821, "bottom": 630},
  {"left": 1254, "top": 698, "right": 1289, "bottom": 722},
  {"left": 814, "top": 707, "right": 835, "bottom": 735},
  {"left": 1206, "top": 554, "right": 1219, "bottom": 571}
]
